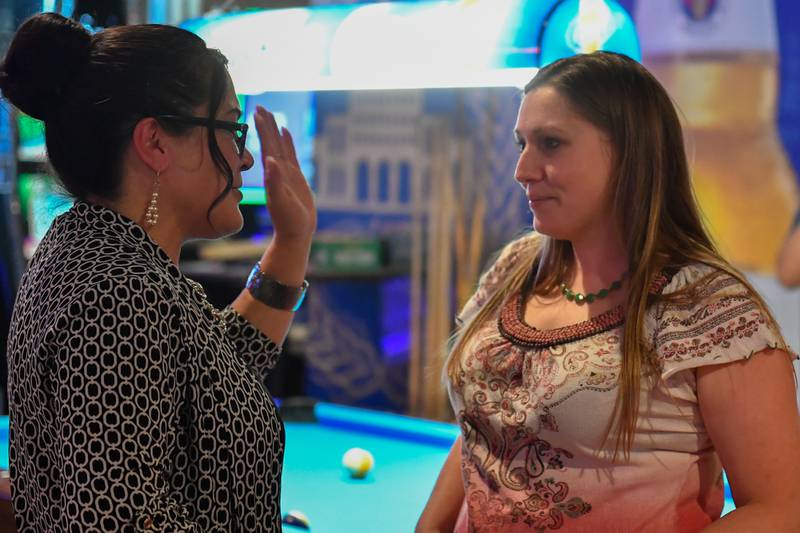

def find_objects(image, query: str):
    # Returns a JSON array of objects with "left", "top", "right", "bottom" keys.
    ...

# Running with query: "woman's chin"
[
  {"left": 223, "top": 211, "right": 245, "bottom": 237},
  {"left": 532, "top": 217, "right": 552, "bottom": 236},
  {"left": 208, "top": 207, "right": 244, "bottom": 239},
  {"left": 532, "top": 218, "right": 571, "bottom": 240}
]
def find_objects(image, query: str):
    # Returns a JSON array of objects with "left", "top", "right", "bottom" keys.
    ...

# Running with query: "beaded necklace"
[
  {"left": 185, "top": 277, "right": 228, "bottom": 334},
  {"left": 559, "top": 272, "right": 628, "bottom": 305}
]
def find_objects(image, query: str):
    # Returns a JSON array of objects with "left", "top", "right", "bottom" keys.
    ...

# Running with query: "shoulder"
[
  {"left": 654, "top": 263, "right": 763, "bottom": 329},
  {"left": 660, "top": 262, "right": 746, "bottom": 299},
  {"left": 477, "top": 234, "right": 537, "bottom": 297},
  {"left": 19, "top": 230, "right": 177, "bottom": 331},
  {"left": 456, "top": 233, "right": 538, "bottom": 324},
  {"left": 650, "top": 263, "right": 788, "bottom": 380},
  {"left": 31, "top": 205, "right": 174, "bottom": 289}
]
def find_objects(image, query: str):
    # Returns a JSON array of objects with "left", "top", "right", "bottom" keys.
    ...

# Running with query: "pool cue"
[{"left": 409, "top": 139, "right": 425, "bottom": 416}]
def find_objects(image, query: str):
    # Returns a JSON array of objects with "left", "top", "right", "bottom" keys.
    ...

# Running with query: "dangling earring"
[{"left": 145, "top": 170, "right": 160, "bottom": 227}]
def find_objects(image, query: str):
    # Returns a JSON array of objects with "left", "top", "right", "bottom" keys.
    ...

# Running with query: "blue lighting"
[
  {"left": 314, "top": 402, "right": 460, "bottom": 448},
  {"left": 381, "top": 278, "right": 411, "bottom": 362},
  {"left": 380, "top": 332, "right": 410, "bottom": 360},
  {"left": 0, "top": 417, "right": 7, "bottom": 470},
  {"left": 539, "top": 0, "right": 640, "bottom": 66}
]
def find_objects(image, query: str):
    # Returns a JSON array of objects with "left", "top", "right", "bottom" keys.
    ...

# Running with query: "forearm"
[
  {"left": 230, "top": 236, "right": 311, "bottom": 345},
  {"left": 702, "top": 503, "right": 800, "bottom": 532},
  {"left": 416, "top": 437, "right": 465, "bottom": 533}
]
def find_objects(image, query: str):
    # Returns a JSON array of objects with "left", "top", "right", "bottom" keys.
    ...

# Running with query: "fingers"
[
  {"left": 253, "top": 108, "right": 275, "bottom": 166},
  {"left": 281, "top": 127, "right": 300, "bottom": 168},
  {"left": 264, "top": 157, "right": 283, "bottom": 189},
  {"left": 254, "top": 105, "right": 287, "bottom": 162},
  {"left": 254, "top": 107, "right": 311, "bottom": 210},
  {"left": 264, "top": 107, "right": 287, "bottom": 161}
]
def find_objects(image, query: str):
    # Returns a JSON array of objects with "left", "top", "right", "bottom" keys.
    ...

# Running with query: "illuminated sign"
[{"left": 183, "top": 0, "right": 639, "bottom": 93}]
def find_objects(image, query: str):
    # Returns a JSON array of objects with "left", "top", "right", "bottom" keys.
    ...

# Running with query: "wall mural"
[{"left": 301, "top": 87, "right": 529, "bottom": 412}]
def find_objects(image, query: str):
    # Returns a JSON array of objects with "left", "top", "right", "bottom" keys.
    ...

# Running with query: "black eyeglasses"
[{"left": 157, "top": 115, "right": 249, "bottom": 156}]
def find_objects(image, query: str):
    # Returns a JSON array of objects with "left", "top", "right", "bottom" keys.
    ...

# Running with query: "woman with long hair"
[
  {"left": 2, "top": 13, "right": 315, "bottom": 531},
  {"left": 417, "top": 52, "right": 800, "bottom": 532}
]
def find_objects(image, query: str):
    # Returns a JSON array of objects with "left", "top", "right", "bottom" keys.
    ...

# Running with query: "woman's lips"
[{"left": 528, "top": 196, "right": 555, "bottom": 204}]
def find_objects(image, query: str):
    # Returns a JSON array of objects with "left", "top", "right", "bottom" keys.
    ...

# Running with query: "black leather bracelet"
[{"left": 245, "top": 262, "right": 309, "bottom": 312}]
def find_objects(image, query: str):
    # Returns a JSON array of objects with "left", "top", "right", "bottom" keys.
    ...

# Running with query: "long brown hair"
[{"left": 445, "top": 51, "right": 785, "bottom": 458}]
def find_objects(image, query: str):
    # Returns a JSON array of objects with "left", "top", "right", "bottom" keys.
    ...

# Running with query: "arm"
[
  {"left": 416, "top": 436, "right": 465, "bottom": 533},
  {"left": 776, "top": 216, "right": 800, "bottom": 287},
  {"left": 231, "top": 106, "right": 314, "bottom": 346},
  {"left": 698, "top": 348, "right": 800, "bottom": 532},
  {"left": 230, "top": 236, "right": 309, "bottom": 346},
  {"left": 53, "top": 276, "right": 200, "bottom": 531}
]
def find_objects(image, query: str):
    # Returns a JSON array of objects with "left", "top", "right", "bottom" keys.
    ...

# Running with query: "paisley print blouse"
[{"left": 449, "top": 239, "right": 788, "bottom": 532}]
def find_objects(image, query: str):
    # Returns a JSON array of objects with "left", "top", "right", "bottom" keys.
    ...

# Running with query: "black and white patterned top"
[{"left": 7, "top": 202, "right": 285, "bottom": 531}]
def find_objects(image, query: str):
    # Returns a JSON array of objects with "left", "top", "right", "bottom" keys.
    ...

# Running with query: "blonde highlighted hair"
[{"left": 445, "top": 52, "right": 786, "bottom": 459}]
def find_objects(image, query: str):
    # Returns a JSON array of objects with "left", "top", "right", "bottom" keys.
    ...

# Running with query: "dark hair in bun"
[
  {"left": 0, "top": 13, "right": 90, "bottom": 121},
  {"left": 0, "top": 13, "right": 234, "bottom": 204}
]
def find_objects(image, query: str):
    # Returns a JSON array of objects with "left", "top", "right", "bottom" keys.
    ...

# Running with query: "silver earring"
[{"left": 145, "top": 170, "right": 160, "bottom": 227}]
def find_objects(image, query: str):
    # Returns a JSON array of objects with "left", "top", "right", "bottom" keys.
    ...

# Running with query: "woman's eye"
[{"left": 541, "top": 137, "right": 561, "bottom": 150}]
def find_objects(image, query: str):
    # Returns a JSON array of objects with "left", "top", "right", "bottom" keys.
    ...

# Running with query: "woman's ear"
[{"left": 130, "top": 117, "right": 170, "bottom": 174}]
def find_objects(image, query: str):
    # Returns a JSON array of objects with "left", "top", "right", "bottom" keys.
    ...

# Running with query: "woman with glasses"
[{"left": 1, "top": 12, "right": 315, "bottom": 531}]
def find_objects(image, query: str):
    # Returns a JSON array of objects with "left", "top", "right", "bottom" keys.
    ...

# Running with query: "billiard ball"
[
  {"left": 342, "top": 447, "right": 374, "bottom": 479},
  {"left": 282, "top": 510, "right": 310, "bottom": 530}
]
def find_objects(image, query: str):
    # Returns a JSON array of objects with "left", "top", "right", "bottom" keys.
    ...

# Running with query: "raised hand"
[{"left": 253, "top": 105, "right": 317, "bottom": 244}]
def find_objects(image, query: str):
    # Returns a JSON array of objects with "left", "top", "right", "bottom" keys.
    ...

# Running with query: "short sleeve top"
[{"left": 449, "top": 239, "right": 789, "bottom": 533}]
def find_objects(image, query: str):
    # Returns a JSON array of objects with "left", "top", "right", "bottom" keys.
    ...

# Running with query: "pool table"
[{"left": 280, "top": 402, "right": 459, "bottom": 533}]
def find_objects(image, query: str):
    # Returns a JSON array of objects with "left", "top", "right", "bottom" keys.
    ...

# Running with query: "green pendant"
[{"left": 559, "top": 272, "right": 628, "bottom": 306}]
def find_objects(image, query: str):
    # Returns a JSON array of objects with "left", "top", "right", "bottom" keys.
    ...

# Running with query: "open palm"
[{"left": 253, "top": 105, "right": 317, "bottom": 242}]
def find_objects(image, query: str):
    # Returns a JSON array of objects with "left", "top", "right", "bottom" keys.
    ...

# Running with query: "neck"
[
  {"left": 567, "top": 226, "right": 628, "bottom": 292},
  {"left": 87, "top": 194, "right": 184, "bottom": 266},
  {"left": 145, "top": 219, "right": 183, "bottom": 265}
]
